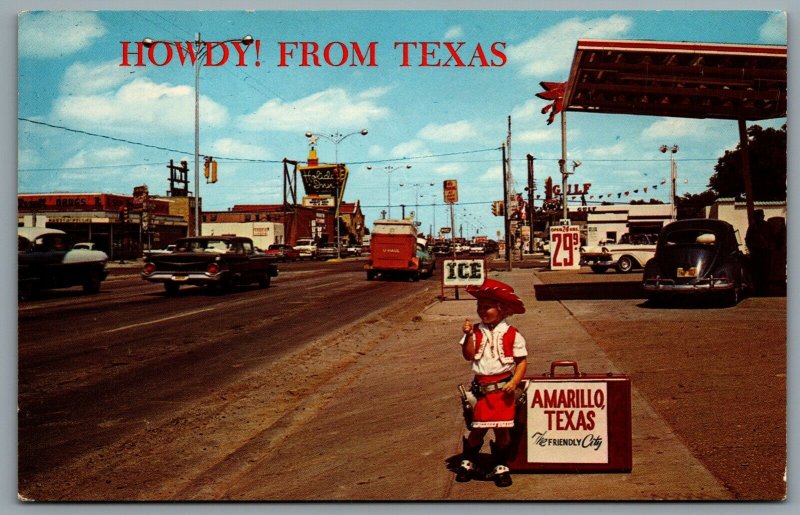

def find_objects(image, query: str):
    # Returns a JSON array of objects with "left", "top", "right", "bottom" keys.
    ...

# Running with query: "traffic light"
[
  {"left": 545, "top": 177, "right": 553, "bottom": 199},
  {"left": 203, "top": 157, "right": 210, "bottom": 180},
  {"left": 210, "top": 160, "right": 218, "bottom": 183},
  {"left": 491, "top": 201, "right": 505, "bottom": 216},
  {"left": 336, "top": 165, "right": 347, "bottom": 183},
  {"left": 119, "top": 207, "right": 129, "bottom": 223}
]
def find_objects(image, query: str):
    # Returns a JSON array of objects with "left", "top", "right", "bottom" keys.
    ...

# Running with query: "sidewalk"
[
  {"left": 420, "top": 267, "right": 733, "bottom": 500},
  {"left": 231, "top": 267, "right": 733, "bottom": 500}
]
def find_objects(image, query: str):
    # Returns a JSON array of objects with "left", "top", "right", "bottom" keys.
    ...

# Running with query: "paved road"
[{"left": 17, "top": 257, "right": 786, "bottom": 501}]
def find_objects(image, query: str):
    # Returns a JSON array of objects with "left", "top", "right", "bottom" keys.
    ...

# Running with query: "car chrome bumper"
[
  {"left": 142, "top": 271, "right": 224, "bottom": 284},
  {"left": 643, "top": 278, "right": 734, "bottom": 292}
]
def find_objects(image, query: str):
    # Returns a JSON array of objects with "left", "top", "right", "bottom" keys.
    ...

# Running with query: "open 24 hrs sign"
[{"left": 549, "top": 225, "right": 581, "bottom": 270}]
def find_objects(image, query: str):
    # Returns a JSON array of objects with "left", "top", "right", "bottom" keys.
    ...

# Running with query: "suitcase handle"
[{"left": 550, "top": 360, "right": 579, "bottom": 377}]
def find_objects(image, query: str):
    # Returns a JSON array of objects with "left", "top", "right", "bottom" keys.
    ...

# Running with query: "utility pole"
[
  {"left": 527, "top": 153, "right": 535, "bottom": 254},
  {"left": 502, "top": 143, "right": 512, "bottom": 271}
]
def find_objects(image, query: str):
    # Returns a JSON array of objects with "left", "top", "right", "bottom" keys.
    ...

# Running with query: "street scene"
[{"left": 16, "top": 8, "right": 788, "bottom": 504}]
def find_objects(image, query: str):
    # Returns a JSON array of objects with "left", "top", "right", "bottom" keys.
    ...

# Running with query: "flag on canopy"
[{"left": 535, "top": 81, "right": 567, "bottom": 125}]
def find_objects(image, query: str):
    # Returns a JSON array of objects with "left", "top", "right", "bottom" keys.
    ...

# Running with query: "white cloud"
[
  {"left": 507, "top": 14, "right": 632, "bottom": 77},
  {"left": 480, "top": 164, "right": 503, "bottom": 182},
  {"left": 63, "top": 146, "right": 134, "bottom": 169},
  {"left": 61, "top": 60, "right": 133, "bottom": 95},
  {"left": 209, "top": 138, "right": 271, "bottom": 160},
  {"left": 390, "top": 140, "right": 429, "bottom": 159},
  {"left": 641, "top": 118, "right": 720, "bottom": 140},
  {"left": 359, "top": 86, "right": 394, "bottom": 99},
  {"left": 583, "top": 142, "right": 627, "bottom": 159},
  {"left": 444, "top": 26, "right": 465, "bottom": 39},
  {"left": 432, "top": 163, "right": 463, "bottom": 176},
  {"left": 53, "top": 78, "right": 228, "bottom": 134},
  {"left": 516, "top": 129, "right": 559, "bottom": 144},
  {"left": 19, "top": 12, "right": 107, "bottom": 58},
  {"left": 417, "top": 121, "right": 477, "bottom": 143},
  {"left": 239, "top": 88, "right": 390, "bottom": 132},
  {"left": 759, "top": 12, "right": 787, "bottom": 44}
]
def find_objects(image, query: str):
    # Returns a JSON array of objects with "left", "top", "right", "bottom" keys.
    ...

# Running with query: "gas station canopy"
[{"left": 563, "top": 39, "right": 787, "bottom": 121}]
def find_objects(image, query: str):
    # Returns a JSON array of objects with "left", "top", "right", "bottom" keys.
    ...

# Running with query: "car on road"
[
  {"left": 643, "top": 219, "right": 751, "bottom": 306},
  {"left": 580, "top": 233, "right": 657, "bottom": 273},
  {"left": 144, "top": 244, "right": 176, "bottom": 256},
  {"left": 346, "top": 244, "right": 362, "bottom": 257},
  {"left": 265, "top": 244, "right": 300, "bottom": 262},
  {"left": 72, "top": 242, "right": 97, "bottom": 250},
  {"left": 18, "top": 227, "right": 109, "bottom": 299},
  {"left": 317, "top": 243, "right": 341, "bottom": 260},
  {"left": 293, "top": 238, "right": 318, "bottom": 260},
  {"left": 142, "top": 236, "right": 278, "bottom": 295}
]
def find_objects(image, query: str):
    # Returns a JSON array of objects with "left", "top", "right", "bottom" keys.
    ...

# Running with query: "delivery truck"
[{"left": 365, "top": 219, "right": 434, "bottom": 281}]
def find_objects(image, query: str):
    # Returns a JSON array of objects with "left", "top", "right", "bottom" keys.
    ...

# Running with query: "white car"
[
  {"left": 293, "top": 238, "right": 318, "bottom": 259},
  {"left": 580, "top": 233, "right": 657, "bottom": 273}
]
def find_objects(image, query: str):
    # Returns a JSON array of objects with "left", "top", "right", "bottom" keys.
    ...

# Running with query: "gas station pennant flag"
[{"left": 536, "top": 81, "right": 567, "bottom": 125}]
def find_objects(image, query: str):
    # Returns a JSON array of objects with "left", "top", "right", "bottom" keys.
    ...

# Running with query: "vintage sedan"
[
  {"left": 642, "top": 219, "right": 751, "bottom": 306},
  {"left": 142, "top": 236, "right": 278, "bottom": 295},
  {"left": 581, "top": 233, "right": 657, "bottom": 273},
  {"left": 18, "top": 227, "right": 109, "bottom": 299},
  {"left": 265, "top": 244, "right": 300, "bottom": 262}
]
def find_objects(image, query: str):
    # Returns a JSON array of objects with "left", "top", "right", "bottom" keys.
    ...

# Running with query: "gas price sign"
[{"left": 549, "top": 225, "right": 581, "bottom": 270}]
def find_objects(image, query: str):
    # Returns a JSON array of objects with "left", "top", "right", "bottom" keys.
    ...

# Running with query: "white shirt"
[{"left": 459, "top": 320, "right": 527, "bottom": 376}]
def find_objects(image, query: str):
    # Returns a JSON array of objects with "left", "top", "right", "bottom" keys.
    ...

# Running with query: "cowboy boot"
[
  {"left": 456, "top": 437, "right": 482, "bottom": 482},
  {"left": 490, "top": 440, "right": 513, "bottom": 487}
]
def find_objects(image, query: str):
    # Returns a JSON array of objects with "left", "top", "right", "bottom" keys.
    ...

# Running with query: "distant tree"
[
  {"left": 677, "top": 190, "right": 718, "bottom": 219},
  {"left": 708, "top": 124, "right": 786, "bottom": 201}
]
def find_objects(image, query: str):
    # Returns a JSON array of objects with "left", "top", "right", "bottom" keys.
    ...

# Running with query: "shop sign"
[
  {"left": 303, "top": 195, "right": 335, "bottom": 208},
  {"left": 299, "top": 164, "right": 347, "bottom": 196},
  {"left": 442, "top": 259, "right": 485, "bottom": 286},
  {"left": 526, "top": 381, "right": 609, "bottom": 463},
  {"left": 443, "top": 180, "right": 458, "bottom": 203}
]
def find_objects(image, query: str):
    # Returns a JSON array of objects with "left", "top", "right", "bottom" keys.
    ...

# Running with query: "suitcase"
[{"left": 508, "top": 360, "right": 632, "bottom": 472}]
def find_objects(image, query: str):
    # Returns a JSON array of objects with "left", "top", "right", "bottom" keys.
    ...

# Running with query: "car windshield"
[
  {"left": 663, "top": 230, "right": 718, "bottom": 246},
  {"left": 177, "top": 240, "right": 232, "bottom": 253}
]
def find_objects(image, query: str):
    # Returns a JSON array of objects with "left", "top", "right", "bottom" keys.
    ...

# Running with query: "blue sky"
[{"left": 17, "top": 10, "right": 787, "bottom": 239}]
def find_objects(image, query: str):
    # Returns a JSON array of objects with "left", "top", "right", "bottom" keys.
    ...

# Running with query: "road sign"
[
  {"left": 550, "top": 225, "right": 581, "bottom": 270},
  {"left": 440, "top": 227, "right": 451, "bottom": 234},
  {"left": 443, "top": 180, "right": 458, "bottom": 203}
]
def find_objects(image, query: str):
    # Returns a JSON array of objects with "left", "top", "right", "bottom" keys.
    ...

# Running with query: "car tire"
[
  {"left": 590, "top": 265, "right": 608, "bottom": 274},
  {"left": 366, "top": 270, "right": 376, "bottom": 281},
  {"left": 616, "top": 256, "right": 635, "bottom": 273},
  {"left": 164, "top": 282, "right": 180, "bottom": 296},
  {"left": 82, "top": 269, "right": 103, "bottom": 294},
  {"left": 258, "top": 273, "right": 271, "bottom": 288}
]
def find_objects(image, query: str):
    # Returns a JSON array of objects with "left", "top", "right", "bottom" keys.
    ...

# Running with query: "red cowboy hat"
[{"left": 465, "top": 278, "right": 526, "bottom": 315}]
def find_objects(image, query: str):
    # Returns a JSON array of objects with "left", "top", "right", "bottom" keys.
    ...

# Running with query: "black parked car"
[{"left": 643, "top": 219, "right": 751, "bottom": 306}]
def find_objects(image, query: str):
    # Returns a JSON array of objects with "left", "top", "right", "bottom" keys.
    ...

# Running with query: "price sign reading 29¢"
[{"left": 550, "top": 225, "right": 581, "bottom": 270}]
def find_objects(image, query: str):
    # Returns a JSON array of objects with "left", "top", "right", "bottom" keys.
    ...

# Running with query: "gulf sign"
[{"left": 526, "top": 381, "right": 609, "bottom": 464}]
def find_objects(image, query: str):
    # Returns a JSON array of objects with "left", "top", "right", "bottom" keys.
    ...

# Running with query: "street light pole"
[
  {"left": 305, "top": 130, "right": 368, "bottom": 259},
  {"left": 399, "top": 182, "right": 434, "bottom": 225},
  {"left": 144, "top": 33, "right": 253, "bottom": 237},
  {"left": 660, "top": 144, "right": 679, "bottom": 221},
  {"left": 366, "top": 164, "right": 411, "bottom": 219}
]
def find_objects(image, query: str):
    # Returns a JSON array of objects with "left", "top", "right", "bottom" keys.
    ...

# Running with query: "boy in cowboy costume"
[{"left": 456, "top": 278, "right": 527, "bottom": 487}]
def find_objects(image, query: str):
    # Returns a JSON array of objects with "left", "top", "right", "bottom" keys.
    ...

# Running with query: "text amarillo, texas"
[
  {"left": 527, "top": 382, "right": 609, "bottom": 463},
  {"left": 120, "top": 40, "right": 507, "bottom": 68}
]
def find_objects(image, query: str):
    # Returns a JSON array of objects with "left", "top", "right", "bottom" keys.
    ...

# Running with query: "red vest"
[{"left": 473, "top": 324, "right": 517, "bottom": 365}]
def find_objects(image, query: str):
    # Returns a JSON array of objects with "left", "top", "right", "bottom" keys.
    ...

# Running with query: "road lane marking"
[{"left": 103, "top": 307, "right": 216, "bottom": 334}]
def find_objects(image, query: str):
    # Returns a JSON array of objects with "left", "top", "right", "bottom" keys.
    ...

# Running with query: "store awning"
[{"left": 564, "top": 39, "right": 786, "bottom": 121}]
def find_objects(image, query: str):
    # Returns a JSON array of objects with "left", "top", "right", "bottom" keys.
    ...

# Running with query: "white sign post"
[{"left": 549, "top": 224, "right": 581, "bottom": 270}]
